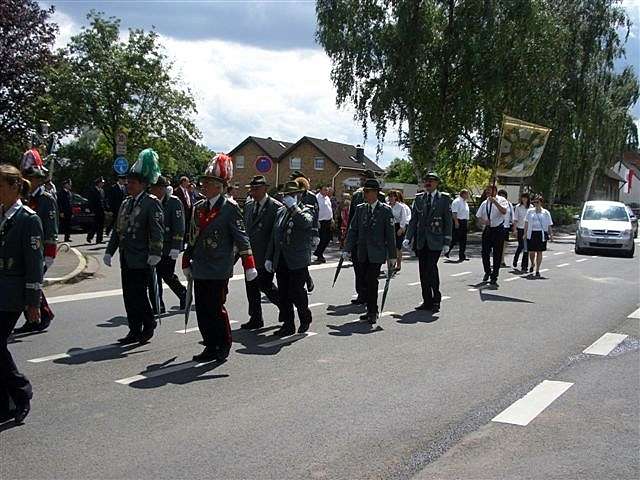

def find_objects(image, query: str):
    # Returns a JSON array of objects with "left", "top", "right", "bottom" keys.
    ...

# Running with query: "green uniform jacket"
[
  {"left": 106, "top": 192, "right": 164, "bottom": 269},
  {"left": 301, "top": 190, "right": 319, "bottom": 238},
  {"left": 243, "top": 195, "right": 281, "bottom": 269},
  {"left": 0, "top": 202, "right": 44, "bottom": 311},
  {"left": 186, "top": 196, "right": 252, "bottom": 280},
  {"left": 345, "top": 202, "right": 396, "bottom": 264},
  {"left": 29, "top": 187, "right": 58, "bottom": 259},
  {"left": 161, "top": 194, "right": 185, "bottom": 256},
  {"left": 348, "top": 188, "right": 386, "bottom": 225},
  {"left": 406, "top": 191, "right": 453, "bottom": 251},
  {"left": 267, "top": 202, "right": 314, "bottom": 271}
]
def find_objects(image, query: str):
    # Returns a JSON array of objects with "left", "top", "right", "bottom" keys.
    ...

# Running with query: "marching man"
[
  {"left": 104, "top": 149, "right": 164, "bottom": 345},
  {"left": 342, "top": 178, "right": 396, "bottom": 324},
  {"left": 182, "top": 154, "right": 257, "bottom": 362}
]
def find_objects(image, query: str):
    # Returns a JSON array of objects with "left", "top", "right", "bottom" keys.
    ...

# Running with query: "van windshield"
[{"left": 583, "top": 205, "right": 629, "bottom": 221}]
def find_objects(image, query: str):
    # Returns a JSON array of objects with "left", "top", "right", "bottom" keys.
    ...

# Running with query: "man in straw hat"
[
  {"left": 289, "top": 171, "right": 318, "bottom": 292},
  {"left": 103, "top": 148, "right": 164, "bottom": 345},
  {"left": 264, "top": 180, "right": 315, "bottom": 337},
  {"left": 182, "top": 154, "right": 258, "bottom": 362},
  {"left": 241, "top": 175, "right": 282, "bottom": 330}
]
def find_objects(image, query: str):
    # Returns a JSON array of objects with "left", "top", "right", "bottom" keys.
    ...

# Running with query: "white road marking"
[
  {"left": 583, "top": 333, "right": 628, "bottom": 356},
  {"left": 628, "top": 308, "right": 640, "bottom": 319},
  {"left": 556, "top": 263, "right": 570, "bottom": 268},
  {"left": 305, "top": 303, "right": 325, "bottom": 309},
  {"left": 407, "top": 282, "right": 421, "bottom": 286},
  {"left": 176, "top": 327, "right": 200, "bottom": 334},
  {"left": 553, "top": 252, "right": 566, "bottom": 256},
  {"left": 442, "top": 296, "right": 451, "bottom": 300},
  {"left": 378, "top": 289, "right": 385, "bottom": 293},
  {"left": 492, "top": 380, "right": 574, "bottom": 426},
  {"left": 379, "top": 311, "right": 396, "bottom": 318},
  {"left": 451, "top": 271, "right": 472, "bottom": 277},
  {"left": 504, "top": 276, "right": 520, "bottom": 282},
  {"left": 115, "top": 361, "right": 213, "bottom": 385},
  {"left": 576, "top": 259, "right": 588, "bottom": 263},
  {"left": 591, "top": 255, "right": 598, "bottom": 258},
  {"left": 468, "top": 288, "right": 478, "bottom": 291},
  {"left": 28, "top": 343, "right": 123, "bottom": 363},
  {"left": 539, "top": 269, "right": 549, "bottom": 273},
  {"left": 258, "top": 332, "right": 317, "bottom": 348}
]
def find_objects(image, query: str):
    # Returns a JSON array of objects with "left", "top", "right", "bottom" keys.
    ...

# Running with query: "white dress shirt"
[
  {"left": 451, "top": 196, "right": 470, "bottom": 220},
  {"left": 391, "top": 202, "right": 410, "bottom": 228},
  {"left": 525, "top": 208, "right": 553, "bottom": 239},
  {"left": 476, "top": 195, "right": 509, "bottom": 227},
  {"left": 513, "top": 203, "right": 530, "bottom": 229},
  {"left": 316, "top": 192, "right": 333, "bottom": 221}
]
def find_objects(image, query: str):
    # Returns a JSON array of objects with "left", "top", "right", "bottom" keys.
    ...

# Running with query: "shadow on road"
[
  {"left": 127, "top": 357, "right": 228, "bottom": 389},
  {"left": 53, "top": 343, "right": 147, "bottom": 365},
  {"left": 325, "top": 303, "right": 366, "bottom": 317},
  {"left": 478, "top": 291, "right": 534, "bottom": 303},
  {"left": 96, "top": 315, "right": 128, "bottom": 328},
  {"left": 234, "top": 325, "right": 310, "bottom": 355},
  {"left": 393, "top": 311, "right": 439, "bottom": 324},
  {"left": 326, "top": 320, "right": 383, "bottom": 336}
]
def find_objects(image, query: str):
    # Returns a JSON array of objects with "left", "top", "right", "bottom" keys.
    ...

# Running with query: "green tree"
[{"left": 384, "top": 158, "right": 418, "bottom": 183}]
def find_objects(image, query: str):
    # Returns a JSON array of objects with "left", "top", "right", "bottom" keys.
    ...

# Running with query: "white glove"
[
  {"left": 103, "top": 254, "right": 112, "bottom": 267},
  {"left": 311, "top": 236, "right": 320, "bottom": 247},
  {"left": 183, "top": 267, "right": 192, "bottom": 280},
  {"left": 44, "top": 257, "right": 54, "bottom": 269},
  {"left": 169, "top": 249, "right": 180, "bottom": 260},
  {"left": 147, "top": 255, "right": 161, "bottom": 266},
  {"left": 245, "top": 267, "right": 258, "bottom": 282},
  {"left": 264, "top": 260, "right": 273, "bottom": 273},
  {"left": 282, "top": 195, "right": 296, "bottom": 208},
  {"left": 341, "top": 251, "right": 350, "bottom": 260},
  {"left": 402, "top": 239, "right": 411, "bottom": 249}
]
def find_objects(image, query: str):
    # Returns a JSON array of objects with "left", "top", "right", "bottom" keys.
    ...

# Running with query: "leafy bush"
[{"left": 549, "top": 205, "right": 581, "bottom": 225}]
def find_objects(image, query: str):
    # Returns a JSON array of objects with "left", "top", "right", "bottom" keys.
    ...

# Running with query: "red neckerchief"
[{"left": 197, "top": 202, "right": 221, "bottom": 229}]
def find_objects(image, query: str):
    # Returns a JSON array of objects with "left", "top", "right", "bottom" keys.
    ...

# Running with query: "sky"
[{"left": 44, "top": 0, "right": 640, "bottom": 168}]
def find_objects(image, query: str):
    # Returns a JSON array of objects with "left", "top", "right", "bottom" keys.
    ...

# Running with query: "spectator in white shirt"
[
  {"left": 313, "top": 185, "right": 334, "bottom": 263},
  {"left": 387, "top": 190, "right": 411, "bottom": 271},
  {"left": 445, "top": 189, "right": 470, "bottom": 261},
  {"left": 475, "top": 185, "right": 509, "bottom": 285},
  {"left": 511, "top": 192, "right": 531, "bottom": 271},
  {"left": 523, "top": 195, "right": 554, "bottom": 277},
  {"left": 497, "top": 189, "right": 516, "bottom": 267}
]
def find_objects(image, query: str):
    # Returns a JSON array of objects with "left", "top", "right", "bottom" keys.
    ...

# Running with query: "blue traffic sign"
[
  {"left": 255, "top": 156, "right": 273, "bottom": 174},
  {"left": 113, "top": 156, "right": 129, "bottom": 175}
]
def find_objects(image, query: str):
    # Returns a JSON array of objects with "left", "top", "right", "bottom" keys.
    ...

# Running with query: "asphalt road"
[{"left": 2, "top": 236, "right": 639, "bottom": 480}]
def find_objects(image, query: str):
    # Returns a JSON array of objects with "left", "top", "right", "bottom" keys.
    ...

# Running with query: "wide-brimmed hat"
[
  {"left": 359, "top": 169, "right": 377, "bottom": 179},
  {"left": 423, "top": 172, "right": 441, "bottom": 182},
  {"left": 152, "top": 175, "right": 170, "bottom": 187},
  {"left": 22, "top": 166, "right": 48, "bottom": 179},
  {"left": 280, "top": 180, "right": 304, "bottom": 194},
  {"left": 201, "top": 153, "right": 233, "bottom": 185},
  {"left": 245, "top": 175, "right": 269, "bottom": 188},
  {"left": 289, "top": 170, "right": 308, "bottom": 181},
  {"left": 363, "top": 178, "right": 381, "bottom": 191}
]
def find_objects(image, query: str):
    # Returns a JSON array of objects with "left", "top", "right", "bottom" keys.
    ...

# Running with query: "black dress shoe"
[
  {"left": 215, "top": 345, "right": 231, "bottom": 362},
  {"left": 415, "top": 303, "right": 432, "bottom": 311},
  {"left": 13, "top": 322, "right": 38, "bottom": 334},
  {"left": 14, "top": 401, "right": 30, "bottom": 425},
  {"left": 274, "top": 326, "right": 295, "bottom": 337},
  {"left": 192, "top": 347, "right": 217, "bottom": 362},
  {"left": 431, "top": 304, "right": 440, "bottom": 313},
  {"left": 483, "top": 273, "right": 490, "bottom": 282},
  {"left": 117, "top": 332, "right": 140, "bottom": 344},
  {"left": 298, "top": 322, "right": 311, "bottom": 334},
  {"left": 351, "top": 298, "right": 366, "bottom": 305},
  {"left": 138, "top": 329, "right": 154, "bottom": 344},
  {"left": 359, "top": 313, "right": 369, "bottom": 320},
  {"left": 367, "top": 315, "right": 377, "bottom": 324},
  {"left": 489, "top": 279, "right": 498, "bottom": 286},
  {"left": 241, "top": 319, "right": 264, "bottom": 330}
]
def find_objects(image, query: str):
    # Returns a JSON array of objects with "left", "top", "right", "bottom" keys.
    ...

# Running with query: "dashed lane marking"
[
  {"left": 576, "top": 259, "right": 588, "bottom": 263},
  {"left": 175, "top": 321, "right": 238, "bottom": 334},
  {"left": 628, "top": 308, "right": 640, "bottom": 319},
  {"left": 29, "top": 343, "right": 125, "bottom": 363},
  {"left": 115, "top": 361, "right": 214, "bottom": 385},
  {"left": 504, "top": 276, "right": 520, "bottom": 282},
  {"left": 583, "top": 333, "right": 628, "bottom": 356},
  {"left": 553, "top": 252, "right": 567, "bottom": 256},
  {"left": 451, "top": 271, "right": 472, "bottom": 277},
  {"left": 407, "top": 282, "right": 421, "bottom": 286},
  {"left": 492, "top": 380, "right": 573, "bottom": 426},
  {"left": 257, "top": 332, "right": 318, "bottom": 348},
  {"left": 556, "top": 263, "right": 570, "bottom": 268}
]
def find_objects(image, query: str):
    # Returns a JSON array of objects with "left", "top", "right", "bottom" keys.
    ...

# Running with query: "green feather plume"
[{"left": 132, "top": 148, "right": 161, "bottom": 184}]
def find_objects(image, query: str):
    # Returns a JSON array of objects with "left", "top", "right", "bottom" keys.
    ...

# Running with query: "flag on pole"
[{"left": 496, "top": 115, "right": 551, "bottom": 178}]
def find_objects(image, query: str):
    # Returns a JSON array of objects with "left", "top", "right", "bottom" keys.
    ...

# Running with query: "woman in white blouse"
[
  {"left": 388, "top": 190, "right": 411, "bottom": 271},
  {"left": 523, "top": 195, "right": 554, "bottom": 277}
]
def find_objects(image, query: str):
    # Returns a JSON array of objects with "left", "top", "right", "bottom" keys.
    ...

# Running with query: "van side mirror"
[{"left": 573, "top": 214, "right": 580, "bottom": 221}]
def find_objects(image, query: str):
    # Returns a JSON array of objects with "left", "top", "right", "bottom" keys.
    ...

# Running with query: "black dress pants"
[
  {"left": 88, "top": 214, "right": 104, "bottom": 243},
  {"left": 351, "top": 248, "right": 367, "bottom": 300},
  {"left": 60, "top": 214, "right": 72, "bottom": 242},
  {"left": 481, "top": 226, "right": 505, "bottom": 280},
  {"left": 276, "top": 260, "right": 312, "bottom": 329},
  {"left": 152, "top": 255, "right": 186, "bottom": 310},
  {"left": 514, "top": 228, "right": 529, "bottom": 270},
  {"left": 355, "top": 253, "right": 382, "bottom": 316},
  {"left": 314, "top": 220, "right": 332, "bottom": 258},
  {"left": 418, "top": 248, "right": 442, "bottom": 305},
  {"left": 121, "top": 261, "right": 155, "bottom": 333},
  {"left": 245, "top": 268, "right": 279, "bottom": 322},
  {"left": 449, "top": 219, "right": 468, "bottom": 258},
  {"left": 194, "top": 279, "right": 231, "bottom": 351},
  {"left": 1, "top": 311, "right": 32, "bottom": 415}
]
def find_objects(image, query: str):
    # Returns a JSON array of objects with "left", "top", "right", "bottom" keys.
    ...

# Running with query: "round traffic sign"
[
  {"left": 113, "top": 156, "right": 129, "bottom": 175},
  {"left": 255, "top": 156, "right": 273, "bottom": 174}
]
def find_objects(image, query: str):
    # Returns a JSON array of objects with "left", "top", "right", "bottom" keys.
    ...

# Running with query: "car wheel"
[
  {"left": 624, "top": 243, "right": 635, "bottom": 258},
  {"left": 575, "top": 244, "right": 586, "bottom": 255}
]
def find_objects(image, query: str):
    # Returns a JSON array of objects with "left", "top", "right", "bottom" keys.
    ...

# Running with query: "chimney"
[{"left": 355, "top": 145, "right": 365, "bottom": 163}]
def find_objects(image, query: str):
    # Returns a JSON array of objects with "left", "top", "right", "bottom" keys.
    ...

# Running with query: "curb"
[{"left": 43, "top": 247, "right": 87, "bottom": 286}]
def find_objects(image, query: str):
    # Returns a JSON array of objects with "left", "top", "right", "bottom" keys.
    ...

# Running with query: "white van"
[{"left": 575, "top": 200, "right": 635, "bottom": 257}]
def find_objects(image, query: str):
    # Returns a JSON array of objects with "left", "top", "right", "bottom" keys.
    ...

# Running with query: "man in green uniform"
[
  {"left": 148, "top": 176, "right": 186, "bottom": 313},
  {"left": 104, "top": 149, "right": 164, "bottom": 344},
  {"left": 343, "top": 179, "right": 396, "bottom": 323},
  {"left": 404, "top": 172, "right": 453, "bottom": 313}
]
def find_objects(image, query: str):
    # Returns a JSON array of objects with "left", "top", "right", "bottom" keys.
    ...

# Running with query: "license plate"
[{"left": 596, "top": 238, "right": 616, "bottom": 244}]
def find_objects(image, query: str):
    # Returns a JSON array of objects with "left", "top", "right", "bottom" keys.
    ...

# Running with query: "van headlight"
[
  {"left": 622, "top": 229, "right": 632, "bottom": 238},
  {"left": 579, "top": 227, "right": 591, "bottom": 236}
]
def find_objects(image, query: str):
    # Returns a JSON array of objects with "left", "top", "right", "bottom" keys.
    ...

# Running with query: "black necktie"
[
  {"left": 426, "top": 193, "right": 432, "bottom": 213},
  {"left": 254, "top": 202, "right": 261, "bottom": 221}
]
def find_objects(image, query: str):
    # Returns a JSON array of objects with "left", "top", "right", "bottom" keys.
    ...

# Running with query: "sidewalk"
[{"left": 44, "top": 245, "right": 86, "bottom": 286}]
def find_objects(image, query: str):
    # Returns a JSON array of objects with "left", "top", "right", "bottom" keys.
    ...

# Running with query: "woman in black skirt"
[
  {"left": 524, "top": 195, "right": 554, "bottom": 277},
  {"left": 0, "top": 164, "right": 43, "bottom": 424}
]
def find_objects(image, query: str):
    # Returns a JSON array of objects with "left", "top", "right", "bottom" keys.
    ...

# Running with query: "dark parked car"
[{"left": 70, "top": 193, "right": 96, "bottom": 233}]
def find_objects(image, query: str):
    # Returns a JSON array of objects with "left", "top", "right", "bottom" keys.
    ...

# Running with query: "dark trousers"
[
  {"left": 418, "top": 248, "right": 442, "bottom": 305},
  {"left": 355, "top": 254, "right": 382, "bottom": 315},
  {"left": 351, "top": 248, "right": 367, "bottom": 300},
  {"left": 448, "top": 219, "right": 468, "bottom": 258},
  {"left": 276, "top": 261, "right": 312, "bottom": 329},
  {"left": 150, "top": 256, "right": 186, "bottom": 311},
  {"left": 314, "top": 220, "right": 332, "bottom": 258},
  {"left": 514, "top": 228, "right": 529, "bottom": 270},
  {"left": 194, "top": 279, "right": 231, "bottom": 350},
  {"left": 245, "top": 268, "right": 279, "bottom": 321},
  {"left": 481, "top": 226, "right": 505, "bottom": 280},
  {"left": 121, "top": 261, "right": 155, "bottom": 333},
  {"left": 1, "top": 311, "right": 32, "bottom": 415},
  {"left": 104, "top": 212, "right": 115, "bottom": 236},
  {"left": 60, "top": 214, "right": 72, "bottom": 242},
  {"left": 87, "top": 214, "right": 104, "bottom": 243}
]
